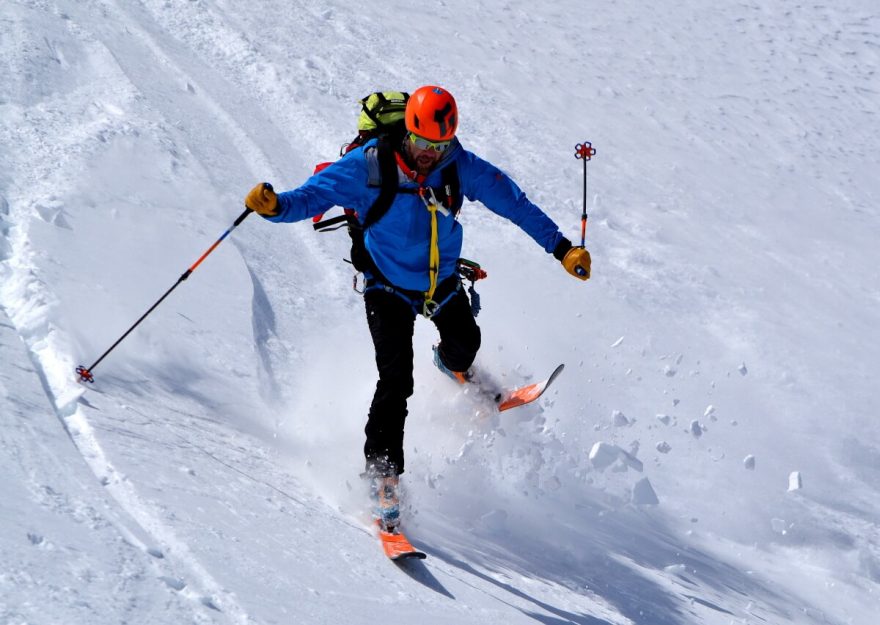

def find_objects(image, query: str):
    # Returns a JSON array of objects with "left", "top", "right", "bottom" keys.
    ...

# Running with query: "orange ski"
[
  {"left": 497, "top": 364, "right": 565, "bottom": 412},
  {"left": 377, "top": 524, "right": 426, "bottom": 561}
]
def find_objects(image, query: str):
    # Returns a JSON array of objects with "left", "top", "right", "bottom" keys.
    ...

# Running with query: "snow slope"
[{"left": 1, "top": 0, "right": 878, "bottom": 623}]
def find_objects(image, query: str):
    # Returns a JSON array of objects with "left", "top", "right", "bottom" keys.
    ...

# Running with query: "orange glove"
[
  {"left": 245, "top": 182, "right": 278, "bottom": 216},
  {"left": 562, "top": 246, "right": 591, "bottom": 281}
]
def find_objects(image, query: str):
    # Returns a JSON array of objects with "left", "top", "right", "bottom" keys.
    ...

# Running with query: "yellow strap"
[
  {"left": 426, "top": 200, "right": 440, "bottom": 302},
  {"left": 417, "top": 186, "right": 445, "bottom": 317}
]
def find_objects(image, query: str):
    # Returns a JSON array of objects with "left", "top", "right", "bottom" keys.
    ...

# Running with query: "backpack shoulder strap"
[
  {"left": 364, "top": 145, "right": 383, "bottom": 187},
  {"left": 440, "top": 161, "right": 463, "bottom": 215},
  {"left": 361, "top": 139, "right": 462, "bottom": 229},
  {"left": 362, "top": 137, "right": 400, "bottom": 230}
]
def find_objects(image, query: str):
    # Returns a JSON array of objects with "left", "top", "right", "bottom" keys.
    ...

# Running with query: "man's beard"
[{"left": 415, "top": 153, "right": 438, "bottom": 175}]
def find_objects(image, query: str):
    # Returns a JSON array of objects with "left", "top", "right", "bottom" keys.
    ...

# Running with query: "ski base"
[{"left": 377, "top": 525, "right": 426, "bottom": 561}]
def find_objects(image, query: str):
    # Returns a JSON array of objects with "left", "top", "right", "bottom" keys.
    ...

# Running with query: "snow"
[
  {"left": 589, "top": 442, "right": 622, "bottom": 471},
  {"left": 631, "top": 478, "right": 660, "bottom": 506},
  {"left": 2, "top": 0, "right": 879, "bottom": 623}
]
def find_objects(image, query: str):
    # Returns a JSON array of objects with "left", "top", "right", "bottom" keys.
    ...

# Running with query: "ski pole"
[
  {"left": 573, "top": 141, "right": 596, "bottom": 277},
  {"left": 76, "top": 205, "right": 255, "bottom": 383}
]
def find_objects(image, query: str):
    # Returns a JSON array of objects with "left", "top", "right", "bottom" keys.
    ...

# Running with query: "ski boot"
[
  {"left": 369, "top": 471, "right": 426, "bottom": 559},
  {"left": 370, "top": 474, "right": 401, "bottom": 533},
  {"left": 432, "top": 344, "right": 473, "bottom": 385}
]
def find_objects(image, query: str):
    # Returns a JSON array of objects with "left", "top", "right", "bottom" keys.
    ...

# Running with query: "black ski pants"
[{"left": 363, "top": 277, "right": 480, "bottom": 475}]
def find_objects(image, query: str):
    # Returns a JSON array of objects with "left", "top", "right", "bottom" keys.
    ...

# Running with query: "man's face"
[{"left": 405, "top": 133, "right": 451, "bottom": 175}]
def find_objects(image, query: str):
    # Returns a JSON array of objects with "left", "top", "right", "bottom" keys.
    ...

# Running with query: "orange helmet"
[{"left": 405, "top": 86, "right": 458, "bottom": 141}]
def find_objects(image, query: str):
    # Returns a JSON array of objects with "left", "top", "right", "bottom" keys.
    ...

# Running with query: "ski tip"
[{"left": 497, "top": 363, "right": 566, "bottom": 412}]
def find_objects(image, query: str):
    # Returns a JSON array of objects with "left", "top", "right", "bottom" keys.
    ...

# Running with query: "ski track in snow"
[
  {"left": 0, "top": 1, "right": 283, "bottom": 622},
  {"left": 2, "top": 0, "right": 879, "bottom": 624}
]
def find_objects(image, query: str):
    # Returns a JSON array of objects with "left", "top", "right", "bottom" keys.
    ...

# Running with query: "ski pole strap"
[{"left": 467, "top": 282, "right": 481, "bottom": 317}]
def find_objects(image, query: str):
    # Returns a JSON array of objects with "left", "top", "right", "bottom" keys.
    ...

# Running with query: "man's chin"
[{"left": 416, "top": 157, "right": 437, "bottom": 173}]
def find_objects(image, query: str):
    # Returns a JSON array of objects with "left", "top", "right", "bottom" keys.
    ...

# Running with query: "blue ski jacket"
[{"left": 269, "top": 139, "right": 565, "bottom": 292}]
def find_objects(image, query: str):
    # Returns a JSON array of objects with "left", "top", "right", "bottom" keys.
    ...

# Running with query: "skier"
[{"left": 244, "top": 85, "right": 591, "bottom": 534}]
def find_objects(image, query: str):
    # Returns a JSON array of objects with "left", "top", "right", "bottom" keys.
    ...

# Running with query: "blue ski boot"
[
  {"left": 432, "top": 344, "right": 473, "bottom": 385},
  {"left": 370, "top": 474, "right": 401, "bottom": 533}
]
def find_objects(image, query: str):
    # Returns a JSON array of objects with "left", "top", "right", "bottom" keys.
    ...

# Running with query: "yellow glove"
[
  {"left": 245, "top": 182, "right": 278, "bottom": 216},
  {"left": 562, "top": 246, "right": 591, "bottom": 281}
]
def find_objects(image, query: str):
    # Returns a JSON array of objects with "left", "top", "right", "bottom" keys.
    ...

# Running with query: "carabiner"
[
  {"left": 422, "top": 298, "right": 439, "bottom": 318},
  {"left": 418, "top": 187, "right": 449, "bottom": 216},
  {"left": 352, "top": 272, "right": 366, "bottom": 294}
]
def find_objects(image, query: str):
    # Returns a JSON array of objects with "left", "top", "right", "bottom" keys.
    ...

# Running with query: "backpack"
[
  {"left": 347, "top": 91, "right": 411, "bottom": 155},
  {"left": 313, "top": 91, "right": 463, "bottom": 276}
]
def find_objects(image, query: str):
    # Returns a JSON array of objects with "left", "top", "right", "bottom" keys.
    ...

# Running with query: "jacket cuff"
[{"left": 553, "top": 237, "right": 573, "bottom": 262}]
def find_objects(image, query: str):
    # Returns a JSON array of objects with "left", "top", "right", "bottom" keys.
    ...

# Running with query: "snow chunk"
[
  {"left": 656, "top": 441, "right": 672, "bottom": 454},
  {"left": 656, "top": 414, "right": 671, "bottom": 425},
  {"left": 788, "top": 472, "right": 803, "bottom": 491},
  {"left": 738, "top": 362, "right": 748, "bottom": 376},
  {"left": 612, "top": 410, "right": 631, "bottom": 427},
  {"left": 743, "top": 455, "right": 756, "bottom": 470},
  {"left": 611, "top": 336, "right": 624, "bottom": 348},
  {"left": 631, "top": 478, "right": 659, "bottom": 505},
  {"left": 589, "top": 442, "right": 643, "bottom": 472},
  {"left": 589, "top": 442, "right": 621, "bottom": 470},
  {"left": 704, "top": 405, "right": 717, "bottom": 421},
  {"left": 689, "top": 420, "right": 705, "bottom": 438},
  {"left": 611, "top": 461, "right": 629, "bottom": 474},
  {"left": 620, "top": 449, "right": 643, "bottom": 472}
]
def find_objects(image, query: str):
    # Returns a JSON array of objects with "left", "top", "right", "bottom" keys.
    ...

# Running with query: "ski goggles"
[{"left": 408, "top": 132, "right": 452, "bottom": 153}]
